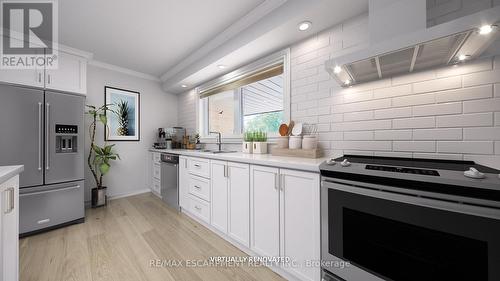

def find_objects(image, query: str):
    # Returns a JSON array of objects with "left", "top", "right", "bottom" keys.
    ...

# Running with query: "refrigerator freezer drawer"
[{"left": 19, "top": 180, "right": 84, "bottom": 235}]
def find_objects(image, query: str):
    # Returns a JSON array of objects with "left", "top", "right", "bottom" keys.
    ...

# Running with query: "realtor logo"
[{"left": 1, "top": 0, "right": 58, "bottom": 69}]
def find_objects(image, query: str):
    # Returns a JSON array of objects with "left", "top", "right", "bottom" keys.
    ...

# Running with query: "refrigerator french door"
[{"left": 0, "top": 83, "right": 85, "bottom": 236}]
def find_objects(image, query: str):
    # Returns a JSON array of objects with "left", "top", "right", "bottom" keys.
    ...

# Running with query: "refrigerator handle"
[
  {"left": 46, "top": 103, "right": 50, "bottom": 170},
  {"left": 38, "top": 102, "right": 42, "bottom": 171}
]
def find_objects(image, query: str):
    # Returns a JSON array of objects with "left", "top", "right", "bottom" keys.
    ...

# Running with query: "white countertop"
[
  {"left": 0, "top": 165, "right": 24, "bottom": 185},
  {"left": 149, "top": 149, "right": 327, "bottom": 172}
]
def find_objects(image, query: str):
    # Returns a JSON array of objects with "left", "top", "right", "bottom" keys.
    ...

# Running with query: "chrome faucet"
[{"left": 209, "top": 131, "right": 222, "bottom": 151}]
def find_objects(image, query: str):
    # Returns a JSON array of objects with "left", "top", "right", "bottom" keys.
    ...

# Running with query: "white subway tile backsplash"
[
  {"left": 343, "top": 90, "right": 373, "bottom": 103},
  {"left": 344, "top": 131, "right": 374, "bottom": 140},
  {"left": 496, "top": 113, "right": 500, "bottom": 126},
  {"left": 413, "top": 153, "right": 463, "bottom": 160},
  {"left": 463, "top": 155, "right": 500, "bottom": 169},
  {"left": 437, "top": 141, "right": 494, "bottom": 154},
  {"left": 344, "top": 111, "right": 374, "bottom": 122},
  {"left": 495, "top": 84, "right": 500, "bottom": 97},
  {"left": 374, "top": 107, "right": 412, "bottom": 119},
  {"left": 374, "top": 130, "right": 412, "bottom": 140},
  {"left": 332, "top": 140, "right": 392, "bottom": 151},
  {"left": 334, "top": 120, "right": 392, "bottom": 131},
  {"left": 297, "top": 99, "right": 318, "bottom": 110},
  {"left": 463, "top": 69, "right": 500, "bottom": 87},
  {"left": 334, "top": 98, "right": 392, "bottom": 113},
  {"left": 496, "top": 141, "right": 500, "bottom": 154},
  {"left": 319, "top": 132, "right": 343, "bottom": 141},
  {"left": 317, "top": 123, "right": 331, "bottom": 132},
  {"left": 413, "top": 76, "right": 462, "bottom": 94},
  {"left": 393, "top": 141, "right": 436, "bottom": 152},
  {"left": 374, "top": 151, "right": 413, "bottom": 158},
  {"left": 393, "top": 117, "right": 435, "bottom": 129},
  {"left": 413, "top": 128, "right": 462, "bottom": 140},
  {"left": 437, "top": 113, "right": 493, "bottom": 127},
  {"left": 373, "top": 84, "right": 412, "bottom": 99},
  {"left": 435, "top": 58, "right": 493, "bottom": 78},
  {"left": 412, "top": 102, "right": 462, "bottom": 117},
  {"left": 392, "top": 71, "right": 436, "bottom": 86},
  {"left": 435, "top": 85, "right": 493, "bottom": 103},
  {"left": 463, "top": 127, "right": 500, "bottom": 140},
  {"left": 393, "top": 93, "right": 435, "bottom": 107},
  {"left": 463, "top": 98, "right": 500, "bottom": 113}
]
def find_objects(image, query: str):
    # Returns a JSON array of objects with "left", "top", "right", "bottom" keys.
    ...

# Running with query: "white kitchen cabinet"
[
  {"left": 45, "top": 50, "right": 87, "bottom": 94},
  {"left": 280, "top": 169, "right": 320, "bottom": 281},
  {"left": 250, "top": 165, "right": 280, "bottom": 258},
  {"left": 179, "top": 156, "right": 189, "bottom": 210},
  {"left": 0, "top": 175, "right": 19, "bottom": 281},
  {"left": 149, "top": 152, "right": 161, "bottom": 197},
  {"left": 227, "top": 162, "right": 250, "bottom": 247},
  {"left": 210, "top": 160, "right": 228, "bottom": 233},
  {"left": 0, "top": 37, "right": 44, "bottom": 88}
]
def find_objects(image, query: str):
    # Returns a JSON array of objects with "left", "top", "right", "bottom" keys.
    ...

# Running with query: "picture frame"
[{"left": 104, "top": 86, "right": 140, "bottom": 141}]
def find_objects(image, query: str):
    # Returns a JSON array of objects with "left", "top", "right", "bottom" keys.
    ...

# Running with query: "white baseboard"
[{"left": 108, "top": 188, "right": 151, "bottom": 200}]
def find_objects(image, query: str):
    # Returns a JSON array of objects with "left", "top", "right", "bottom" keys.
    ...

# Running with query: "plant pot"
[
  {"left": 91, "top": 187, "right": 107, "bottom": 208},
  {"left": 253, "top": 142, "right": 268, "bottom": 154},
  {"left": 242, "top": 142, "right": 253, "bottom": 153},
  {"left": 276, "top": 136, "right": 289, "bottom": 149}
]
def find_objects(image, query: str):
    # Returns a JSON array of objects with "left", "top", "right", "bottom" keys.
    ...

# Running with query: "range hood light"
[
  {"left": 458, "top": 54, "right": 470, "bottom": 61},
  {"left": 181, "top": 84, "right": 187, "bottom": 88},
  {"left": 333, "top": 65, "right": 342, "bottom": 74},
  {"left": 479, "top": 24, "right": 496, "bottom": 35},
  {"left": 344, "top": 79, "right": 351, "bottom": 86}
]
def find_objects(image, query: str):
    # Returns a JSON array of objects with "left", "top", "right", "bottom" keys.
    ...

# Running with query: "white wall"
[
  {"left": 178, "top": 14, "right": 500, "bottom": 169},
  {"left": 84, "top": 65, "right": 178, "bottom": 201}
]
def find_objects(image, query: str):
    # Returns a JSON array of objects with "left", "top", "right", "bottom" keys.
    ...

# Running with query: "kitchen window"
[{"left": 198, "top": 50, "right": 290, "bottom": 140}]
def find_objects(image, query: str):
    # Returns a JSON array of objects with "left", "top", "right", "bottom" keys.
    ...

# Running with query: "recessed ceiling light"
[
  {"left": 298, "top": 21, "right": 312, "bottom": 31},
  {"left": 333, "top": 65, "right": 342, "bottom": 74},
  {"left": 479, "top": 24, "right": 496, "bottom": 35},
  {"left": 181, "top": 84, "right": 187, "bottom": 88},
  {"left": 457, "top": 54, "right": 470, "bottom": 61},
  {"left": 217, "top": 64, "right": 226, "bottom": 69}
]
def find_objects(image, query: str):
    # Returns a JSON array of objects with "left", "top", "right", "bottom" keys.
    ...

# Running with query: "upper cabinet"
[
  {"left": 45, "top": 50, "right": 87, "bottom": 94},
  {"left": 0, "top": 41, "right": 89, "bottom": 95}
]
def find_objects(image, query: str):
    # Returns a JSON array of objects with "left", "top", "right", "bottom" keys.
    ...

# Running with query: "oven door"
[{"left": 321, "top": 178, "right": 500, "bottom": 281}]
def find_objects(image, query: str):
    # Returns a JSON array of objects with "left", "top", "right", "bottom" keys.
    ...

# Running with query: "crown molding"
[{"left": 89, "top": 60, "right": 161, "bottom": 82}]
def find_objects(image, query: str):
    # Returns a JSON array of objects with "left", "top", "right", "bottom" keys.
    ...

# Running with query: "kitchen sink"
[{"left": 199, "top": 149, "right": 236, "bottom": 154}]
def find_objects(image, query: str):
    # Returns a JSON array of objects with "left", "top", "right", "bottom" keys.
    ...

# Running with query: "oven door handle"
[{"left": 322, "top": 180, "right": 500, "bottom": 220}]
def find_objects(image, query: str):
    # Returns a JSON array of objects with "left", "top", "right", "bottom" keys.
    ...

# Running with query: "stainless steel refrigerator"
[{"left": 0, "top": 83, "right": 85, "bottom": 236}]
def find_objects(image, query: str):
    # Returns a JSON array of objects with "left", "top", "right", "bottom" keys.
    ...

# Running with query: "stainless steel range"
[
  {"left": 320, "top": 155, "right": 500, "bottom": 281},
  {"left": 0, "top": 83, "right": 85, "bottom": 236}
]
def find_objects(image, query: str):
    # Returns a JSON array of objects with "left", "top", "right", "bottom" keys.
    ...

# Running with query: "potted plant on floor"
[{"left": 86, "top": 104, "right": 121, "bottom": 207}]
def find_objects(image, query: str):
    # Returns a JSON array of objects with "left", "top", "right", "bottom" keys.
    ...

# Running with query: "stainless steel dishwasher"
[{"left": 160, "top": 153, "right": 179, "bottom": 210}]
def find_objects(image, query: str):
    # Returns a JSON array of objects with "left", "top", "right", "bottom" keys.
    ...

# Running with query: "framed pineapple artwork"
[{"left": 104, "top": 86, "right": 140, "bottom": 141}]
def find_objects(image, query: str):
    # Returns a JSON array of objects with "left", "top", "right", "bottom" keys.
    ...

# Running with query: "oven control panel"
[{"left": 366, "top": 165, "right": 440, "bottom": 176}]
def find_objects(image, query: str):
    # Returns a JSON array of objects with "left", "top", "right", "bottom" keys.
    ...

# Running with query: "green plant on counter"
[{"left": 244, "top": 131, "right": 254, "bottom": 142}]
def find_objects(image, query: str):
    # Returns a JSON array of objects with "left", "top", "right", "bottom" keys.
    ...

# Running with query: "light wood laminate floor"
[{"left": 20, "top": 193, "right": 285, "bottom": 281}]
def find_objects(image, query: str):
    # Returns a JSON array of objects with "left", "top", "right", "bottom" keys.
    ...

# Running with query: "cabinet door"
[
  {"left": 45, "top": 51, "right": 86, "bottom": 94},
  {"left": 1, "top": 175, "right": 19, "bottom": 281},
  {"left": 0, "top": 37, "right": 44, "bottom": 88},
  {"left": 228, "top": 162, "right": 250, "bottom": 247},
  {"left": 280, "top": 169, "right": 320, "bottom": 281},
  {"left": 250, "top": 165, "right": 280, "bottom": 257},
  {"left": 179, "top": 157, "right": 189, "bottom": 209},
  {"left": 211, "top": 160, "right": 228, "bottom": 233}
]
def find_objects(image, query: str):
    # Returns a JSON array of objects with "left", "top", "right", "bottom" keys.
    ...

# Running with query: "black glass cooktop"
[
  {"left": 334, "top": 155, "right": 500, "bottom": 174},
  {"left": 365, "top": 165, "right": 440, "bottom": 176}
]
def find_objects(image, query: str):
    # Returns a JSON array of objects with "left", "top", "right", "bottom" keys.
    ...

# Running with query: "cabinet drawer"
[
  {"left": 153, "top": 163, "right": 161, "bottom": 180},
  {"left": 188, "top": 158, "right": 210, "bottom": 178},
  {"left": 152, "top": 178, "right": 161, "bottom": 195},
  {"left": 153, "top": 152, "right": 161, "bottom": 164},
  {"left": 188, "top": 195, "right": 210, "bottom": 223},
  {"left": 188, "top": 175, "right": 210, "bottom": 202}
]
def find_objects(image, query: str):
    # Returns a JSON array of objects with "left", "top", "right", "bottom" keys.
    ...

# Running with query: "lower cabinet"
[
  {"left": 149, "top": 152, "right": 161, "bottom": 196},
  {"left": 1, "top": 175, "right": 19, "bottom": 281},
  {"left": 227, "top": 163, "right": 250, "bottom": 247},
  {"left": 179, "top": 156, "right": 189, "bottom": 210},
  {"left": 211, "top": 160, "right": 228, "bottom": 233}
]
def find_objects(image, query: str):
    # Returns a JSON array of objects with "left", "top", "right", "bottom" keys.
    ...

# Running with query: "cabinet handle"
[
  {"left": 274, "top": 173, "right": 278, "bottom": 190},
  {"left": 38, "top": 72, "right": 42, "bottom": 83},
  {"left": 46, "top": 103, "right": 50, "bottom": 170},
  {"left": 224, "top": 165, "right": 227, "bottom": 177},
  {"left": 280, "top": 174, "right": 284, "bottom": 191},
  {"left": 194, "top": 205, "right": 201, "bottom": 210},
  {"left": 4, "top": 188, "right": 14, "bottom": 214},
  {"left": 194, "top": 164, "right": 201, "bottom": 168},
  {"left": 47, "top": 74, "right": 51, "bottom": 84},
  {"left": 194, "top": 185, "right": 201, "bottom": 189},
  {"left": 38, "top": 102, "right": 42, "bottom": 171}
]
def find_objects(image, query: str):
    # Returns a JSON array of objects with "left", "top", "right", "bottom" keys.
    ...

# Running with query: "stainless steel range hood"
[{"left": 326, "top": 3, "right": 500, "bottom": 87}]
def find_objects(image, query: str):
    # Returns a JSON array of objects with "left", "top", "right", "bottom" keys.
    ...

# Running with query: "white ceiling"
[{"left": 58, "top": 0, "right": 266, "bottom": 76}]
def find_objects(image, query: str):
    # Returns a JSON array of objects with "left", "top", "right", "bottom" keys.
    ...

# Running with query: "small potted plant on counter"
[
  {"left": 243, "top": 131, "right": 253, "bottom": 153},
  {"left": 86, "top": 104, "right": 121, "bottom": 208},
  {"left": 253, "top": 131, "right": 268, "bottom": 154}
]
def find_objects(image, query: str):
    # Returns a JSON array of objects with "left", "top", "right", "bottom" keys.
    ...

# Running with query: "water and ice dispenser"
[{"left": 55, "top": 124, "right": 78, "bottom": 153}]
